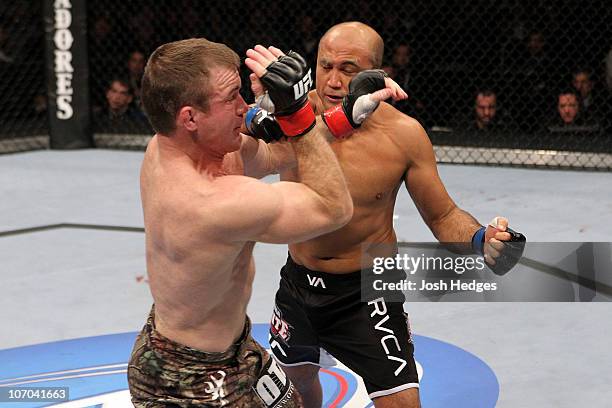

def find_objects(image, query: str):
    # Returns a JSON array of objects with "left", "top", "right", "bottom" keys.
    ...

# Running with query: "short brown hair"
[{"left": 141, "top": 38, "right": 240, "bottom": 135}]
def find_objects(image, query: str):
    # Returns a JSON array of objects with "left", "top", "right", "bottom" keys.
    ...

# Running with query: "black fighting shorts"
[{"left": 269, "top": 255, "right": 419, "bottom": 399}]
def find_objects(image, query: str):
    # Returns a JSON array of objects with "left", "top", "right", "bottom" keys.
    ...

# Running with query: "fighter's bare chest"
[{"left": 332, "top": 135, "right": 407, "bottom": 205}]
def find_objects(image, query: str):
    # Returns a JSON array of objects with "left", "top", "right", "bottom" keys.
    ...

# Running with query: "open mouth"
[{"left": 325, "top": 95, "right": 344, "bottom": 103}]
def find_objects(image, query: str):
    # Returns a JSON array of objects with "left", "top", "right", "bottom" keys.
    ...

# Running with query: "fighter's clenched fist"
[{"left": 246, "top": 46, "right": 315, "bottom": 137}]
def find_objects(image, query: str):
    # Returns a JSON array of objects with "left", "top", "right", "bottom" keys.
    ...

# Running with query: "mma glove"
[
  {"left": 472, "top": 225, "right": 527, "bottom": 276},
  {"left": 244, "top": 106, "right": 284, "bottom": 143},
  {"left": 251, "top": 67, "right": 388, "bottom": 141},
  {"left": 260, "top": 51, "right": 315, "bottom": 137},
  {"left": 322, "top": 69, "right": 387, "bottom": 139}
]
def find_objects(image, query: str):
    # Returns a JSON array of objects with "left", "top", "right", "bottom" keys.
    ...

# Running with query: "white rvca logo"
[
  {"left": 307, "top": 274, "right": 326, "bottom": 288},
  {"left": 293, "top": 69, "right": 312, "bottom": 100},
  {"left": 368, "top": 297, "right": 408, "bottom": 377}
]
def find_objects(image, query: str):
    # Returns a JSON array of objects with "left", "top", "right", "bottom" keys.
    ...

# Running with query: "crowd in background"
[{"left": 1, "top": 0, "right": 611, "bottom": 143}]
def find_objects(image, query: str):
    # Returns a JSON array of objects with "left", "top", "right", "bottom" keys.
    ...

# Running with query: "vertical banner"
[{"left": 44, "top": 0, "right": 92, "bottom": 148}]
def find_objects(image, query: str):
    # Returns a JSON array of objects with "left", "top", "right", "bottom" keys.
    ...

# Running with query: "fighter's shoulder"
[
  {"left": 209, "top": 174, "right": 278, "bottom": 212},
  {"left": 374, "top": 103, "right": 430, "bottom": 144}
]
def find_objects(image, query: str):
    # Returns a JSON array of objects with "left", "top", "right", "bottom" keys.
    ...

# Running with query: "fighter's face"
[
  {"left": 558, "top": 94, "right": 579, "bottom": 124},
  {"left": 316, "top": 39, "right": 373, "bottom": 111},
  {"left": 197, "top": 66, "right": 247, "bottom": 153}
]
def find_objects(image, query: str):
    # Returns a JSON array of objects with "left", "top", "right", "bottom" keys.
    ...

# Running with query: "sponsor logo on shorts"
[
  {"left": 270, "top": 306, "right": 292, "bottom": 343},
  {"left": 254, "top": 358, "right": 293, "bottom": 407},
  {"left": 368, "top": 297, "right": 408, "bottom": 377},
  {"left": 203, "top": 370, "right": 227, "bottom": 404},
  {"left": 404, "top": 312, "right": 414, "bottom": 344},
  {"left": 307, "top": 274, "right": 326, "bottom": 289}
]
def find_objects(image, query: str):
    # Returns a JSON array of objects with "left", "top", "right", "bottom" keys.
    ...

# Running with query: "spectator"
[
  {"left": 542, "top": 88, "right": 605, "bottom": 153},
  {"left": 553, "top": 89, "right": 581, "bottom": 126},
  {"left": 126, "top": 50, "right": 146, "bottom": 107},
  {"left": 390, "top": 43, "right": 412, "bottom": 90},
  {"left": 545, "top": 88, "right": 600, "bottom": 132},
  {"left": 388, "top": 42, "right": 431, "bottom": 126},
  {"left": 512, "top": 30, "right": 556, "bottom": 131},
  {"left": 0, "top": 23, "right": 14, "bottom": 64},
  {"left": 128, "top": 8, "right": 157, "bottom": 54},
  {"left": 454, "top": 90, "right": 512, "bottom": 133},
  {"left": 571, "top": 67, "right": 609, "bottom": 124},
  {"left": 90, "top": 15, "right": 121, "bottom": 110},
  {"left": 294, "top": 15, "right": 318, "bottom": 67},
  {"left": 94, "top": 78, "right": 151, "bottom": 134}
]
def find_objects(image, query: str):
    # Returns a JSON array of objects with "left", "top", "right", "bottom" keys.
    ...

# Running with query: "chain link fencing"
[
  {"left": 2, "top": 0, "right": 611, "bottom": 169},
  {"left": 0, "top": 1, "right": 48, "bottom": 153}
]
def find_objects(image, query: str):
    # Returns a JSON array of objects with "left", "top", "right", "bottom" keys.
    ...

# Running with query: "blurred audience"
[
  {"left": 454, "top": 90, "right": 514, "bottom": 133},
  {"left": 545, "top": 88, "right": 600, "bottom": 132},
  {"left": 571, "top": 67, "right": 609, "bottom": 126},
  {"left": 2, "top": 1, "right": 611, "bottom": 145},
  {"left": 126, "top": 50, "right": 146, "bottom": 108},
  {"left": 94, "top": 78, "right": 151, "bottom": 134},
  {"left": 386, "top": 42, "right": 431, "bottom": 126},
  {"left": 295, "top": 15, "right": 318, "bottom": 67},
  {"left": 512, "top": 30, "right": 556, "bottom": 131}
]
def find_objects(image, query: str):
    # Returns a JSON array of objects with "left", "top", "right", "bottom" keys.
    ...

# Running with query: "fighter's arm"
[
  {"left": 401, "top": 117, "right": 482, "bottom": 242},
  {"left": 239, "top": 70, "right": 297, "bottom": 178},
  {"left": 402, "top": 117, "right": 523, "bottom": 268},
  {"left": 239, "top": 64, "right": 404, "bottom": 178},
  {"left": 239, "top": 134, "right": 296, "bottom": 179},
  {"left": 211, "top": 129, "right": 352, "bottom": 244}
]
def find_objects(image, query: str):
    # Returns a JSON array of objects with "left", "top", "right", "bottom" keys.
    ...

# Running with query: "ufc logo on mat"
[
  {"left": 307, "top": 274, "right": 326, "bottom": 288},
  {"left": 293, "top": 69, "right": 312, "bottom": 100}
]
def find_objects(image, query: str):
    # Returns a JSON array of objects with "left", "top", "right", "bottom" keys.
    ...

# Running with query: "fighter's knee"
[{"left": 373, "top": 388, "right": 420, "bottom": 408}]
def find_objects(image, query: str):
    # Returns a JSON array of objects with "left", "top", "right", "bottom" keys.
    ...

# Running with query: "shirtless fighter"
[
  {"left": 266, "top": 22, "right": 526, "bottom": 408},
  {"left": 126, "top": 37, "right": 404, "bottom": 407}
]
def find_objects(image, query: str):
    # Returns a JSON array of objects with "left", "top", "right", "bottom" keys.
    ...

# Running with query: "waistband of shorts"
[
  {"left": 144, "top": 305, "right": 251, "bottom": 364},
  {"left": 281, "top": 254, "right": 365, "bottom": 292}
]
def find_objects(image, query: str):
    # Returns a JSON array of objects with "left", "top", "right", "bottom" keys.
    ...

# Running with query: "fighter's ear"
[{"left": 177, "top": 106, "right": 198, "bottom": 132}]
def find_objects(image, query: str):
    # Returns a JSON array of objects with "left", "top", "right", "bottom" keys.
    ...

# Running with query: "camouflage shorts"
[{"left": 127, "top": 307, "right": 302, "bottom": 407}]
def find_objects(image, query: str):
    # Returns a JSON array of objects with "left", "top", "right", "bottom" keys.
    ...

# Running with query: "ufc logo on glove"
[{"left": 293, "top": 69, "right": 312, "bottom": 100}]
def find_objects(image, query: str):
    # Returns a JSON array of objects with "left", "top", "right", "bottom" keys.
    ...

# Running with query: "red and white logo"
[{"left": 270, "top": 306, "right": 292, "bottom": 343}]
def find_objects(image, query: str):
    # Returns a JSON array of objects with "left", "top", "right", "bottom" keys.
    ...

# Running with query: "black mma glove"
[
  {"left": 260, "top": 51, "right": 315, "bottom": 137},
  {"left": 472, "top": 225, "right": 527, "bottom": 276},
  {"left": 321, "top": 69, "right": 387, "bottom": 139},
  {"left": 244, "top": 106, "right": 284, "bottom": 143}
]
